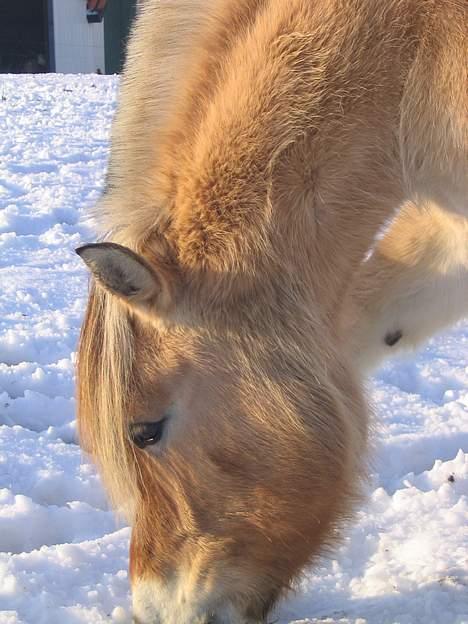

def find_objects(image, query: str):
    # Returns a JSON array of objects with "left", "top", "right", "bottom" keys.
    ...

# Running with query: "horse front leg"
[{"left": 344, "top": 201, "right": 468, "bottom": 374}]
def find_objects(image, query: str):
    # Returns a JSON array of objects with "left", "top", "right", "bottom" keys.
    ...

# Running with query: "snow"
[{"left": 0, "top": 74, "right": 466, "bottom": 624}]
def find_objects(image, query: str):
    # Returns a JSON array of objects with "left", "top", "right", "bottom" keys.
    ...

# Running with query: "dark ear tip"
[
  {"left": 75, "top": 244, "right": 105, "bottom": 266},
  {"left": 75, "top": 243, "right": 107, "bottom": 258}
]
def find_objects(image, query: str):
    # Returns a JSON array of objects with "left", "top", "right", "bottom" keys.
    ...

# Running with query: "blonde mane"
[{"left": 78, "top": 285, "right": 139, "bottom": 512}]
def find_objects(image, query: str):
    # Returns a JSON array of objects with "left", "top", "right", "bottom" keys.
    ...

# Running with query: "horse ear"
[{"left": 76, "top": 242, "right": 174, "bottom": 313}]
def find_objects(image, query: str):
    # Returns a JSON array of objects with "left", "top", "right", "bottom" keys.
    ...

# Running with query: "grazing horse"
[{"left": 76, "top": 1, "right": 467, "bottom": 622}]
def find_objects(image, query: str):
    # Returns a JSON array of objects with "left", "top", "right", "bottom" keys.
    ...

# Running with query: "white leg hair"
[{"left": 345, "top": 201, "right": 468, "bottom": 374}]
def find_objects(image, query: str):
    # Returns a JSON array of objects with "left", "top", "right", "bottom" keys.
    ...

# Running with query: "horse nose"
[{"left": 133, "top": 616, "right": 220, "bottom": 624}]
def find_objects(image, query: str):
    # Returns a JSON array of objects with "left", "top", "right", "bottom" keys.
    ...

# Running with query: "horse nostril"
[{"left": 129, "top": 420, "right": 166, "bottom": 449}]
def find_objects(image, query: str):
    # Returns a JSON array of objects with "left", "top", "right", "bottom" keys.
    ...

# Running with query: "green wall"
[{"left": 104, "top": 0, "right": 137, "bottom": 74}]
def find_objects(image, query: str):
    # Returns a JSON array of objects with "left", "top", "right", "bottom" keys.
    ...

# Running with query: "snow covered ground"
[{"left": 0, "top": 74, "right": 466, "bottom": 624}]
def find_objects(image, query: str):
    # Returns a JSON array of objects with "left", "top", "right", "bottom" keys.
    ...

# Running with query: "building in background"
[{"left": 0, "top": 1, "right": 138, "bottom": 74}]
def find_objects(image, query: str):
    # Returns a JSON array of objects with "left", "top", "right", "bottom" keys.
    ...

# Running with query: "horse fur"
[{"left": 77, "top": 1, "right": 467, "bottom": 622}]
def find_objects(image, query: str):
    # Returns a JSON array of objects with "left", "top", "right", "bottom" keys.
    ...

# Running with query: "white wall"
[{"left": 52, "top": 0, "right": 105, "bottom": 73}]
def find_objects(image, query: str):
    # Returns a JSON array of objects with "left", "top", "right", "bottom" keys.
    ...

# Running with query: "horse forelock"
[{"left": 77, "top": 283, "right": 140, "bottom": 516}]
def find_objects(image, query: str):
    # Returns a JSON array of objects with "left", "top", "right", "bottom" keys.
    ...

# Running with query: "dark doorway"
[
  {"left": 104, "top": 0, "right": 137, "bottom": 74},
  {"left": 0, "top": 0, "right": 52, "bottom": 73}
]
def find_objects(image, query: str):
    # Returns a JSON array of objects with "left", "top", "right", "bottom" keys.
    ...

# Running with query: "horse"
[{"left": 76, "top": 1, "right": 467, "bottom": 622}]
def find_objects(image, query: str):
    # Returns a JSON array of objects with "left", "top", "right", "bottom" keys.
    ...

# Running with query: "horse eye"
[{"left": 129, "top": 419, "right": 166, "bottom": 449}]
